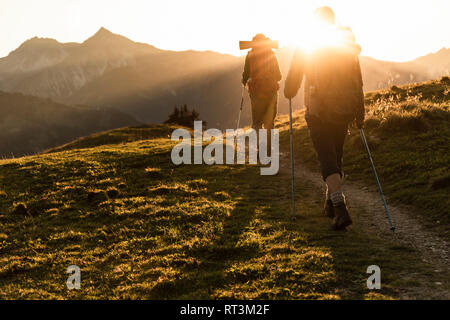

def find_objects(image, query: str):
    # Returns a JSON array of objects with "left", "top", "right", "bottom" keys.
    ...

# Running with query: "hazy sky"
[{"left": 0, "top": 0, "right": 449, "bottom": 61}]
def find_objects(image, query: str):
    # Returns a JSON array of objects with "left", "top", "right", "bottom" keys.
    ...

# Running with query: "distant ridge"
[
  {"left": 0, "top": 90, "right": 140, "bottom": 158},
  {"left": 0, "top": 29, "right": 448, "bottom": 129}
]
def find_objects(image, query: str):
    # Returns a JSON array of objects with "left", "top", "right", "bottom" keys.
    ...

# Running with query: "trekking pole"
[
  {"left": 288, "top": 99, "right": 296, "bottom": 220},
  {"left": 236, "top": 86, "right": 245, "bottom": 131},
  {"left": 360, "top": 128, "right": 395, "bottom": 232},
  {"left": 234, "top": 87, "right": 245, "bottom": 153}
]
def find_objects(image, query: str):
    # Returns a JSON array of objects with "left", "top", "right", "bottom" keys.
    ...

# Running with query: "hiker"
[
  {"left": 284, "top": 7, "right": 365, "bottom": 230},
  {"left": 242, "top": 34, "right": 282, "bottom": 152}
]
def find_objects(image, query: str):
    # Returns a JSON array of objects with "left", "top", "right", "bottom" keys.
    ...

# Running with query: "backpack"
[
  {"left": 312, "top": 29, "right": 364, "bottom": 123},
  {"left": 247, "top": 49, "right": 280, "bottom": 97}
]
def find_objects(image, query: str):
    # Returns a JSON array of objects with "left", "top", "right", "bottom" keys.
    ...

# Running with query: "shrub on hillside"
[
  {"left": 363, "top": 117, "right": 381, "bottom": 129},
  {"left": 440, "top": 76, "right": 450, "bottom": 84},
  {"left": 165, "top": 104, "right": 204, "bottom": 129}
]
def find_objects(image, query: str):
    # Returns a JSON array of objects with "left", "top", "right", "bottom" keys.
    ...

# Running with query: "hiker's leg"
[
  {"left": 333, "top": 122, "right": 349, "bottom": 179},
  {"left": 307, "top": 115, "right": 352, "bottom": 229},
  {"left": 326, "top": 173, "right": 342, "bottom": 194},
  {"left": 250, "top": 94, "right": 263, "bottom": 131},
  {"left": 328, "top": 121, "right": 352, "bottom": 229},
  {"left": 326, "top": 121, "right": 349, "bottom": 198},
  {"left": 262, "top": 93, "right": 278, "bottom": 155},
  {"left": 250, "top": 95, "right": 264, "bottom": 155},
  {"left": 306, "top": 115, "right": 340, "bottom": 181}
]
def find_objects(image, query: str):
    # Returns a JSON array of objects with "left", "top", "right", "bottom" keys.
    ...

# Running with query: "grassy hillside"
[
  {"left": 0, "top": 121, "right": 444, "bottom": 299},
  {"left": 282, "top": 77, "right": 449, "bottom": 229},
  {"left": 0, "top": 91, "right": 140, "bottom": 158}
]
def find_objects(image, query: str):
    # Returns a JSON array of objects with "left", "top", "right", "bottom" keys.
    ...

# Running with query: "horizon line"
[{"left": 1, "top": 27, "right": 448, "bottom": 64}]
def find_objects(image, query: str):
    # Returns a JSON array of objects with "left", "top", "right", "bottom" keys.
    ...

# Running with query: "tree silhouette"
[
  {"left": 167, "top": 106, "right": 180, "bottom": 123},
  {"left": 192, "top": 108, "right": 199, "bottom": 119},
  {"left": 165, "top": 104, "right": 204, "bottom": 128}
]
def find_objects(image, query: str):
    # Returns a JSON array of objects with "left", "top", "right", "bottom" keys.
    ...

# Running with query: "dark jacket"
[
  {"left": 284, "top": 26, "right": 364, "bottom": 123},
  {"left": 242, "top": 48, "right": 282, "bottom": 87}
]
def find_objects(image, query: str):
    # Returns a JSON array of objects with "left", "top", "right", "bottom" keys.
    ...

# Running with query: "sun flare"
[{"left": 274, "top": 12, "right": 351, "bottom": 54}]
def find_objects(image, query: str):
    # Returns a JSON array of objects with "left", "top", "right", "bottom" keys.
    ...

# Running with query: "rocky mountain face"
[
  {"left": 0, "top": 38, "right": 72, "bottom": 75},
  {"left": 0, "top": 28, "right": 161, "bottom": 100},
  {"left": 0, "top": 28, "right": 448, "bottom": 129}
]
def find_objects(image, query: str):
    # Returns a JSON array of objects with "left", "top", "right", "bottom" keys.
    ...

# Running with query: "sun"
[
  {"left": 302, "top": 23, "right": 349, "bottom": 53},
  {"left": 272, "top": 8, "right": 352, "bottom": 54}
]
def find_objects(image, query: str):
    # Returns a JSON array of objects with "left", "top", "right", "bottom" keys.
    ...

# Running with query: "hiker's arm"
[
  {"left": 284, "top": 49, "right": 305, "bottom": 99},
  {"left": 355, "top": 56, "right": 365, "bottom": 128},
  {"left": 242, "top": 54, "right": 250, "bottom": 86},
  {"left": 342, "top": 26, "right": 365, "bottom": 127}
]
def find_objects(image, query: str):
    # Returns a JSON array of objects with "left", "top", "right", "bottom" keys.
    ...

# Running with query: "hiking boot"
[
  {"left": 332, "top": 203, "right": 352, "bottom": 231},
  {"left": 324, "top": 199, "right": 334, "bottom": 219}
]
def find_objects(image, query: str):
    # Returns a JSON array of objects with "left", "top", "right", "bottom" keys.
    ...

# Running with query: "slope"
[
  {"left": 0, "top": 113, "right": 448, "bottom": 299},
  {"left": 0, "top": 91, "right": 140, "bottom": 158}
]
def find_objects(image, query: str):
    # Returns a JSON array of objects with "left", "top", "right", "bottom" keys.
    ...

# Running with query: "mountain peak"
[
  {"left": 5, "top": 37, "right": 64, "bottom": 59},
  {"left": 95, "top": 27, "right": 113, "bottom": 37},
  {"left": 20, "top": 37, "right": 60, "bottom": 48},
  {"left": 84, "top": 27, "right": 124, "bottom": 45}
]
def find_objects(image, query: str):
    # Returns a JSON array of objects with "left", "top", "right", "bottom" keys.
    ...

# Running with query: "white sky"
[{"left": 0, "top": 0, "right": 449, "bottom": 61}]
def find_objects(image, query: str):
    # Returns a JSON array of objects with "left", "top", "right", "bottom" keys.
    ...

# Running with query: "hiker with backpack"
[
  {"left": 284, "top": 7, "right": 365, "bottom": 230},
  {"left": 242, "top": 34, "right": 282, "bottom": 153}
]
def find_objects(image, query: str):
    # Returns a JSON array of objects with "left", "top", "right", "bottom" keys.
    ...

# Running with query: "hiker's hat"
[
  {"left": 239, "top": 34, "right": 278, "bottom": 50},
  {"left": 252, "top": 33, "right": 268, "bottom": 42}
]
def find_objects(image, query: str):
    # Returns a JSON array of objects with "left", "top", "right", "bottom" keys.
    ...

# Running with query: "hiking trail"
[{"left": 279, "top": 154, "right": 450, "bottom": 299}]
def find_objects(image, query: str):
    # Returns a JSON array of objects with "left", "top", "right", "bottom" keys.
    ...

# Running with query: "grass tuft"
[{"left": 12, "top": 202, "right": 28, "bottom": 215}]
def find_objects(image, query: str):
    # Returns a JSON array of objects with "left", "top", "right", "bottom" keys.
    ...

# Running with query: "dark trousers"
[{"left": 306, "top": 114, "right": 349, "bottom": 181}]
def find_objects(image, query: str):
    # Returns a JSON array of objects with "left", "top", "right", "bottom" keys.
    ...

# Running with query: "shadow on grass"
[{"left": 145, "top": 164, "right": 261, "bottom": 299}]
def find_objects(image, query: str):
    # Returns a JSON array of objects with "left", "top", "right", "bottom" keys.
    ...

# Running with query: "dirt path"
[{"left": 279, "top": 154, "right": 450, "bottom": 299}]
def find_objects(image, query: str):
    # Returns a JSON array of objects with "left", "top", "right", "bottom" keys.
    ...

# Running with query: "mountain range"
[{"left": 0, "top": 27, "right": 448, "bottom": 155}]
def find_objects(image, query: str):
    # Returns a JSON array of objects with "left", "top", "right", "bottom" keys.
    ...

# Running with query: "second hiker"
[
  {"left": 284, "top": 7, "right": 365, "bottom": 231},
  {"left": 242, "top": 34, "right": 282, "bottom": 152}
]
